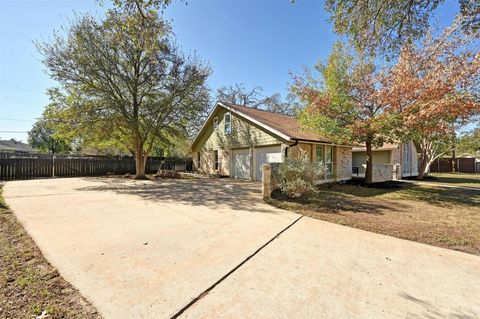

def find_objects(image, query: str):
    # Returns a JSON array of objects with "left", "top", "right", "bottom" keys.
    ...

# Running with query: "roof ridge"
[{"left": 220, "top": 101, "right": 295, "bottom": 118}]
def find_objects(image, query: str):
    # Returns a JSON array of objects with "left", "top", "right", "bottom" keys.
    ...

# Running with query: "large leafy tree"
[
  {"left": 294, "top": 42, "right": 393, "bottom": 184},
  {"left": 28, "top": 114, "right": 71, "bottom": 154},
  {"left": 457, "top": 127, "right": 480, "bottom": 156},
  {"left": 323, "top": 0, "right": 479, "bottom": 56},
  {"left": 384, "top": 15, "right": 480, "bottom": 179},
  {"left": 37, "top": 2, "right": 210, "bottom": 178}
]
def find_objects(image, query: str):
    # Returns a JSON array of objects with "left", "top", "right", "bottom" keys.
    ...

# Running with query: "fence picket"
[{"left": 0, "top": 152, "right": 192, "bottom": 181}]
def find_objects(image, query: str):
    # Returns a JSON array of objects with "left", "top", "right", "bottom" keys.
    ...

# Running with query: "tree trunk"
[
  {"left": 365, "top": 140, "right": 373, "bottom": 184},
  {"left": 134, "top": 140, "right": 148, "bottom": 179},
  {"left": 451, "top": 148, "right": 456, "bottom": 173},
  {"left": 415, "top": 140, "right": 430, "bottom": 180},
  {"left": 417, "top": 150, "right": 428, "bottom": 180},
  {"left": 424, "top": 160, "right": 434, "bottom": 175}
]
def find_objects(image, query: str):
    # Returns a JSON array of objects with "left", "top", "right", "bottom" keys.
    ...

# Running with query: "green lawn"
[
  {"left": 268, "top": 180, "right": 480, "bottom": 255},
  {"left": 420, "top": 172, "right": 480, "bottom": 188}
]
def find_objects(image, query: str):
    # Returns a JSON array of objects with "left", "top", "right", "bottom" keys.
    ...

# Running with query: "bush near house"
[{"left": 278, "top": 150, "right": 325, "bottom": 198}]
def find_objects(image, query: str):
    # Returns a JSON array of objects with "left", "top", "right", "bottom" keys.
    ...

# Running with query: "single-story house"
[
  {"left": 0, "top": 139, "right": 37, "bottom": 153},
  {"left": 190, "top": 101, "right": 353, "bottom": 182},
  {"left": 352, "top": 142, "right": 418, "bottom": 179}
]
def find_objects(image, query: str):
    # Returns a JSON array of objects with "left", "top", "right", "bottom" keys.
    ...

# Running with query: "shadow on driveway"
[{"left": 75, "top": 177, "right": 281, "bottom": 214}]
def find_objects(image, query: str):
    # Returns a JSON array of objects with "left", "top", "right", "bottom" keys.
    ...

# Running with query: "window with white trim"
[
  {"left": 224, "top": 112, "right": 232, "bottom": 134},
  {"left": 315, "top": 145, "right": 323, "bottom": 164},
  {"left": 325, "top": 146, "right": 333, "bottom": 175},
  {"left": 315, "top": 145, "right": 334, "bottom": 176}
]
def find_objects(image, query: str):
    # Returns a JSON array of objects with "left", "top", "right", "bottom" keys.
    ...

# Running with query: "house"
[
  {"left": 352, "top": 142, "right": 419, "bottom": 179},
  {"left": 0, "top": 139, "right": 37, "bottom": 153},
  {"left": 190, "top": 101, "right": 353, "bottom": 182}
]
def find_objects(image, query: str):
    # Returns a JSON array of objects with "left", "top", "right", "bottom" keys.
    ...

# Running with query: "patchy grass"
[
  {"left": 0, "top": 184, "right": 100, "bottom": 319},
  {"left": 268, "top": 181, "right": 480, "bottom": 255},
  {"left": 419, "top": 173, "right": 480, "bottom": 188}
]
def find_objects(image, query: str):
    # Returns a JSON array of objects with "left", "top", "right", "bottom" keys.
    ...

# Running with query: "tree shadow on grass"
[
  {"left": 74, "top": 177, "right": 286, "bottom": 215},
  {"left": 324, "top": 181, "right": 480, "bottom": 208},
  {"left": 271, "top": 188, "right": 408, "bottom": 215},
  {"left": 424, "top": 174, "right": 480, "bottom": 186}
]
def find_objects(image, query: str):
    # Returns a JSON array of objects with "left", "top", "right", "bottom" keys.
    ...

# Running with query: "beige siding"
[
  {"left": 352, "top": 150, "right": 392, "bottom": 174},
  {"left": 199, "top": 150, "right": 214, "bottom": 174},
  {"left": 192, "top": 107, "right": 283, "bottom": 176},
  {"left": 193, "top": 151, "right": 200, "bottom": 171},
  {"left": 219, "top": 149, "right": 231, "bottom": 176},
  {"left": 193, "top": 108, "right": 281, "bottom": 153}
]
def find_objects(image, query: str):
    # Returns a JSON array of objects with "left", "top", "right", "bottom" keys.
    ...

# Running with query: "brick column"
[{"left": 262, "top": 164, "right": 272, "bottom": 199}]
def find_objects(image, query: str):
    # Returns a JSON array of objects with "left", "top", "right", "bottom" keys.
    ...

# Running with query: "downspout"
[{"left": 284, "top": 139, "right": 299, "bottom": 158}]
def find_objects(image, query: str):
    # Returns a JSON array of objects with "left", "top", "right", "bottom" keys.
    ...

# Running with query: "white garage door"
[
  {"left": 255, "top": 146, "right": 283, "bottom": 181},
  {"left": 232, "top": 149, "right": 251, "bottom": 179}
]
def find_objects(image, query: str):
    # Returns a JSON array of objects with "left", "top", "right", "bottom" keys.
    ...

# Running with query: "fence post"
[{"left": 52, "top": 154, "right": 55, "bottom": 178}]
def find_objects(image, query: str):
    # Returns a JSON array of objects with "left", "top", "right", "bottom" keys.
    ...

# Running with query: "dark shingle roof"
[
  {"left": 222, "top": 102, "right": 332, "bottom": 143},
  {"left": 0, "top": 139, "right": 36, "bottom": 152}
]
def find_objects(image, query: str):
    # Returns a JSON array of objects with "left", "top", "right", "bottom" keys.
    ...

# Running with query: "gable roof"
[
  {"left": 0, "top": 139, "right": 36, "bottom": 153},
  {"left": 352, "top": 143, "right": 400, "bottom": 152},
  {"left": 222, "top": 102, "right": 333, "bottom": 143},
  {"left": 190, "top": 102, "right": 337, "bottom": 151}
]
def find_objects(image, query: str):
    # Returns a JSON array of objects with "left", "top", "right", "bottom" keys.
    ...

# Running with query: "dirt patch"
[
  {"left": 0, "top": 186, "right": 100, "bottom": 319},
  {"left": 268, "top": 182, "right": 480, "bottom": 255}
]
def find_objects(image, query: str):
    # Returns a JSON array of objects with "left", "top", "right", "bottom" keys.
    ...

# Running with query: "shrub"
[
  {"left": 155, "top": 170, "right": 181, "bottom": 179},
  {"left": 278, "top": 149, "right": 324, "bottom": 198}
]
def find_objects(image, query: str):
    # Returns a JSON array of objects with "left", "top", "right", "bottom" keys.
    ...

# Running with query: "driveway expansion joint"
[{"left": 170, "top": 215, "right": 304, "bottom": 319}]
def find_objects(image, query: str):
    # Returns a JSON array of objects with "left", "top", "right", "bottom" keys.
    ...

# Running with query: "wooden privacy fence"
[
  {"left": 429, "top": 157, "right": 477, "bottom": 173},
  {"left": 0, "top": 153, "right": 193, "bottom": 181}
]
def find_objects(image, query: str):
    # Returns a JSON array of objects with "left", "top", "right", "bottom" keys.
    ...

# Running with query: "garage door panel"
[
  {"left": 255, "top": 146, "right": 283, "bottom": 181},
  {"left": 232, "top": 149, "right": 251, "bottom": 180}
]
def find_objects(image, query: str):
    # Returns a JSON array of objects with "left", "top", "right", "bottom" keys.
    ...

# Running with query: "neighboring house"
[
  {"left": 0, "top": 139, "right": 37, "bottom": 153},
  {"left": 352, "top": 142, "right": 419, "bottom": 179},
  {"left": 190, "top": 101, "right": 353, "bottom": 182}
]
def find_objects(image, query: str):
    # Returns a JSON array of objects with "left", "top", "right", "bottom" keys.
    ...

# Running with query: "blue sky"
[{"left": 0, "top": 0, "right": 462, "bottom": 142}]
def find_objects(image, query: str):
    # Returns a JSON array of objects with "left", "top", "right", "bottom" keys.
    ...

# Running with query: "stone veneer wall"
[
  {"left": 390, "top": 145, "right": 402, "bottom": 179},
  {"left": 372, "top": 164, "right": 394, "bottom": 183},
  {"left": 335, "top": 146, "right": 352, "bottom": 181}
]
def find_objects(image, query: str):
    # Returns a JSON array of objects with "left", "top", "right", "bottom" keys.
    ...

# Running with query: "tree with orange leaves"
[
  {"left": 295, "top": 14, "right": 479, "bottom": 182},
  {"left": 384, "top": 14, "right": 480, "bottom": 179},
  {"left": 293, "top": 42, "right": 394, "bottom": 184}
]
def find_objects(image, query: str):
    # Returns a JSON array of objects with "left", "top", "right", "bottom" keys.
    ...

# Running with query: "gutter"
[{"left": 284, "top": 139, "right": 299, "bottom": 158}]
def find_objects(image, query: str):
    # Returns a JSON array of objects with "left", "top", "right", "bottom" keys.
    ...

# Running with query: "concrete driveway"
[{"left": 4, "top": 177, "right": 480, "bottom": 319}]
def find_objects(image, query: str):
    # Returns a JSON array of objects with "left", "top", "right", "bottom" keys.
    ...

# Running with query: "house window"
[
  {"left": 224, "top": 112, "right": 232, "bottom": 134},
  {"left": 315, "top": 145, "right": 334, "bottom": 176},
  {"left": 197, "top": 152, "right": 201, "bottom": 169},
  {"left": 315, "top": 145, "right": 323, "bottom": 163},
  {"left": 325, "top": 146, "right": 333, "bottom": 175},
  {"left": 214, "top": 150, "right": 219, "bottom": 170},
  {"left": 213, "top": 117, "right": 219, "bottom": 130}
]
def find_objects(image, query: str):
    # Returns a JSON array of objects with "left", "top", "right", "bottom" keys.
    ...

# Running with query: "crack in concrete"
[{"left": 170, "top": 215, "right": 304, "bottom": 319}]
